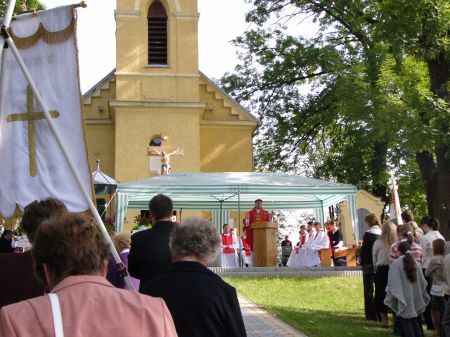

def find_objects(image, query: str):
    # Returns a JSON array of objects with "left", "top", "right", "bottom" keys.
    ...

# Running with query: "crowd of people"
[
  {"left": 0, "top": 195, "right": 247, "bottom": 337},
  {"left": 2, "top": 194, "right": 450, "bottom": 337},
  {"left": 360, "top": 209, "right": 450, "bottom": 337},
  {"left": 284, "top": 220, "right": 344, "bottom": 267}
]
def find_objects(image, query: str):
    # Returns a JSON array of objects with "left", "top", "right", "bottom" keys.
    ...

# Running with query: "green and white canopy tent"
[{"left": 115, "top": 172, "right": 359, "bottom": 238}]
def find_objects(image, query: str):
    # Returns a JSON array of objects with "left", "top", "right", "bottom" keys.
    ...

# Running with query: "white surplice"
[
  {"left": 303, "top": 230, "right": 330, "bottom": 267},
  {"left": 287, "top": 233, "right": 309, "bottom": 267},
  {"left": 219, "top": 233, "right": 239, "bottom": 268},
  {"left": 240, "top": 237, "right": 253, "bottom": 267}
]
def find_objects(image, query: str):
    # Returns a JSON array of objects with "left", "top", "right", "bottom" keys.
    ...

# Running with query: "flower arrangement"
[
  {"left": 104, "top": 215, "right": 116, "bottom": 234},
  {"left": 132, "top": 213, "right": 152, "bottom": 232}
]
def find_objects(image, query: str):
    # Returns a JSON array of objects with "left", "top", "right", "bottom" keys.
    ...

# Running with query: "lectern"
[{"left": 252, "top": 221, "right": 278, "bottom": 267}]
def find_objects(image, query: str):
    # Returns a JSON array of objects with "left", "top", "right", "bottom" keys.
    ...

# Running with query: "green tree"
[
  {"left": 221, "top": 0, "right": 449, "bottom": 235},
  {"left": 0, "top": 0, "right": 45, "bottom": 17},
  {"left": 376, "top": 0, "right": 450, "bottom": 232}
]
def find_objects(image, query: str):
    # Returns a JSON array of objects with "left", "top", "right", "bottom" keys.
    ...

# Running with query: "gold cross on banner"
[{"left": 6, "top": 86, "right": 60, "bottom": 177}]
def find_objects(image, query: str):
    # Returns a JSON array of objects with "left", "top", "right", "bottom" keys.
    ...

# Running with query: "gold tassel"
[
  {"left": 0, "top": 205, "right": 23, "bottom": 230},
  {"left": 8, "top": 16, "right": 75, "bottom": 49}
]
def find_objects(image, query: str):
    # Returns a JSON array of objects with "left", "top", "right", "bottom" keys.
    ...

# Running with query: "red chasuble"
[
  {"left": 222, "top": 234, "right": 235, "bottom": 254},
  {"left": 244, "top": 207, "right": 270, "bottom": 250}
]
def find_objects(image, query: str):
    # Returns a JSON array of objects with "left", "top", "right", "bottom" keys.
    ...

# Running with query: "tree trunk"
[
  {"left": 416, "top": 150, "right": 439, "bottom": 211},
  {"left": 435, "top": 145, "right": 450, "bottom": 237},
  {"left": 418, "top": 54, "right": 450, "bottom": 238},
  {"left": 370, "top": 141, "right": 389, "bottom": 220}
]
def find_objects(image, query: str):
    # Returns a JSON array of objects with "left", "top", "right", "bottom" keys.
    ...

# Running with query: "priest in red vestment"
[{"left": 244, "top": 199, "right": 271, "bottom": 251}]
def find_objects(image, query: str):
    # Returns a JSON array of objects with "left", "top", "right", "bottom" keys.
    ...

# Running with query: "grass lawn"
[{"left": 224, "top": 277, "right": 434, "bottom": 337}]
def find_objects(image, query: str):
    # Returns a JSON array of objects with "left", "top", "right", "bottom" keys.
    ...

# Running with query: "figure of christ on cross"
[
  {"left": 6, "top": 86, "right": 59, "bottom": 177},
  {"left": 151, "top": 148, "right": 182, "bottom": 175}
]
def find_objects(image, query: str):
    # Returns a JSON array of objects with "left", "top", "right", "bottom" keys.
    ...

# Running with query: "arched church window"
[{"left": 148, "top": 1, "right": 168, "bottom": 65}]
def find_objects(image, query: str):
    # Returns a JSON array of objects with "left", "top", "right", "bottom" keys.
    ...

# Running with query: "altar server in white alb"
[
  {"left": 220, "top": 224, "right": 239, "bottom": 267},
  {"left": 303, "top": 222, "right": 330, "bottom": 267},
  {"left": 230, "top": 227, "right": 240, "bottom": 252},
  {"left": 287, "top": 225, "right": 309, "bottom": 267}
]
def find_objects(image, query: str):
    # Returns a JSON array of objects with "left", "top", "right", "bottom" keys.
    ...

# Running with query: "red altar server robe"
[{"left": 221, "top": 234, "right": 235, "bottom": 254}]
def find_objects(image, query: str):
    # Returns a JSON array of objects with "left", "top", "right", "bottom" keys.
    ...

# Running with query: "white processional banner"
[
  {"left": 389, "top": 173, "right": 402, "bottom": 225},
  {"left": 0, "top": 6, "right": 92, "bottom": 218}
]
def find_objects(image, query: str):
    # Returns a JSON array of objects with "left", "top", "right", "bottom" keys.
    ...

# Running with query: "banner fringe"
[
  {"left": 8, "top": 17, "right": 75, "bottom": 49},
  {"left": 0, "top": 205, "right": 23, "bottom": 229}
]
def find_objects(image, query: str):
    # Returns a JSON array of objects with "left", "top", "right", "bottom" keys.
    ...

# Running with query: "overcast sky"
[{"left": 39, "top": 0, "right": 252, "bottom": 93}]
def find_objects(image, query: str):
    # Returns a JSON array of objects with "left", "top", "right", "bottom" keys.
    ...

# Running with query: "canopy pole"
[
  {"left": 219, "top": 200, "right": 223, "bottom": 230},
  {"left": 237, "top": 191, "right": 241, "bottom": 236},
  {"left": 0, "top": 0, "right": 17, "bottom": 81}
]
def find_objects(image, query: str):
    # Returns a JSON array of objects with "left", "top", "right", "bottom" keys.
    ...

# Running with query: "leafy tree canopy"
[
  {"left": 221, "top": 0, "right": 449, "bottom": 225},
  {"left": 0, "top": 0, "right": 45, "bottom": 17}
]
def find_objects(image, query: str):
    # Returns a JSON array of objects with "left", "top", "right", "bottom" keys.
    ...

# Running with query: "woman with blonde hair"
[
  {"left": 373, "top": 221, "right": 398, "bottom": 327},
  {"left": 390, "top": 223, "right": 423, "bottom": 265},
  {"left": 408, "top": 221, "right": 423, "bottom": 242}
]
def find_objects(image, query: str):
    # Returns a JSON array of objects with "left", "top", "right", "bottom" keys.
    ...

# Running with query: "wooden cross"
[{"left": 6, "top": 86, "right": 60, "bottom": 177}]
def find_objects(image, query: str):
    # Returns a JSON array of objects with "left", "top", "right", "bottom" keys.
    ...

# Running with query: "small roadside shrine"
[{"left": 115, "top": 172, "right": 359, "bottom": 239}]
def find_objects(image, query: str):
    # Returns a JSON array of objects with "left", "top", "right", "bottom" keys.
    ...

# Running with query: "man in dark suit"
[
  {"left": 0, "top": 230, "right": 14, "bottom": 254},
  {"left": 142, "top": 217, "right": 247, "bottom": 337},
  {"left": 128, "top": 194, "right": 174, "bottom": 292}
]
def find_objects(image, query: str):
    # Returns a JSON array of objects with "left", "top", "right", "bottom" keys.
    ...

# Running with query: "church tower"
[
  {"left": 112, "top": 0, "right": 204, "bottom": 181},
  {"left": 83, "top": 0, "right": 258, "bottom": 186},
  {"left": 82, "top": 0, "right": 259, "bottom": 230}
]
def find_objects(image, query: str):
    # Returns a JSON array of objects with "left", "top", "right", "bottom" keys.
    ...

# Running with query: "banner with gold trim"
[{"left": 0, "top": 5, "right": 91, "bottom": 220}]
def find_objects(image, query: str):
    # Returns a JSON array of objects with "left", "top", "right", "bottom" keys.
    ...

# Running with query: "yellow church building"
[{"left": 82, "top": 0, "right": 258, "bottom": 229}]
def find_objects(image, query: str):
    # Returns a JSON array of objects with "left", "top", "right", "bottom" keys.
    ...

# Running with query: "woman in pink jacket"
[{"left": 0, "top": 212, "right": 178, "bottom": 337}]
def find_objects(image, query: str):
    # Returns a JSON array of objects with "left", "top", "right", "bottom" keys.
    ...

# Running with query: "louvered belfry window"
[{"left": 148, "top": 1, "right": 168, "bottom": 65}]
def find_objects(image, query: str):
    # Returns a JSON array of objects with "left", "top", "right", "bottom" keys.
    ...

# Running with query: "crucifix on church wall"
[{"left": 147, "top": 135, "right": 183, "bottom": 175}]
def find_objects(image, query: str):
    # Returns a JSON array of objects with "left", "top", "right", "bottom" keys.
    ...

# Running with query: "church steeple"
[{"left": 115, "top": 0, "right": 200, "bottom": 102}]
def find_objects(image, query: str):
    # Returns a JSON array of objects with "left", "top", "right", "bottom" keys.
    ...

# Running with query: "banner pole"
[
  {"left": 0, "top": 0, "right": 18, "bottom": 75},
  {"left": 1, "top": 27, "right": 135, "bottom": 291}
]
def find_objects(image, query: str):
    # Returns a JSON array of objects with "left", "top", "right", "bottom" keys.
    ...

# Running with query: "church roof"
[
  {"left": 82, "top": 69, "right": 259, "bottom": 126},
  {"left": 199, "top": 71, "right": 259, "bottom": 123},
  {"left": 82, "top": 69, "right": 115, "bottom": 98}
]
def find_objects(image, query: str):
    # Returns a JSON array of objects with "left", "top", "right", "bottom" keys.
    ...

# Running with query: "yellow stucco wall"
[
  {"left": 200, "top": 124, "right": 254, "bottom": 172},
  {"left": 85, "top": 124, "right": 115, "bottom": 175},
  {"left": 83, "top": 76, "right": 116, "bottom": 175},
  {"left": 113, "top": 105, "right": 203, "bottom": 182},
  {"left": 340, "top": 190, "right": 385, "bottom": 245}
]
